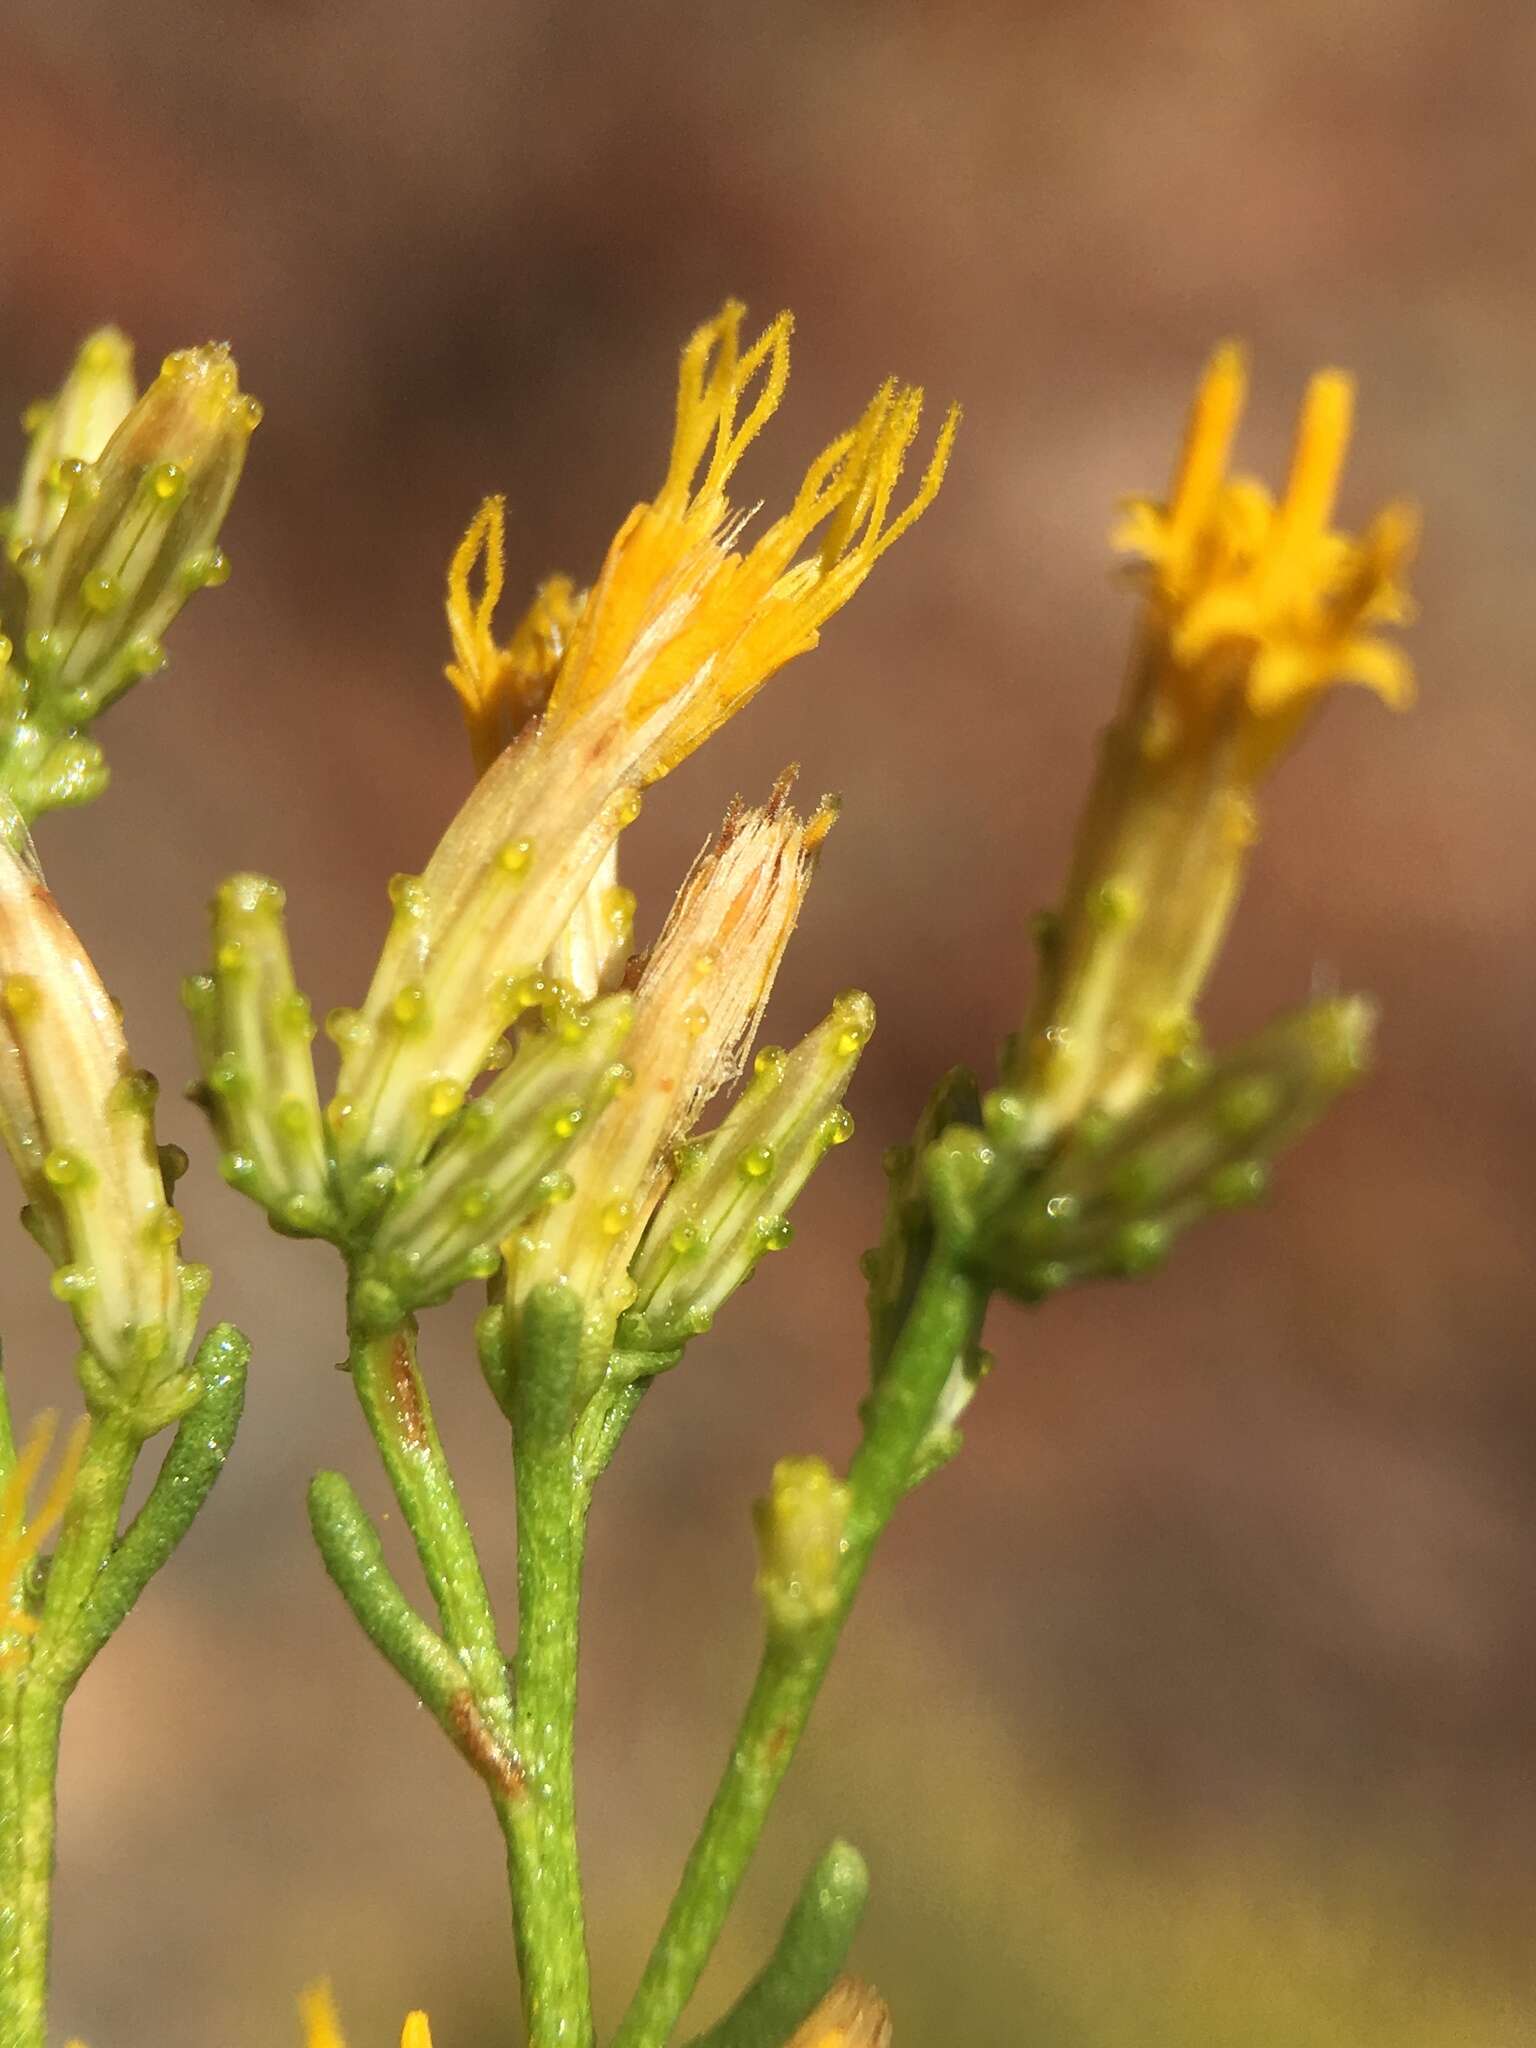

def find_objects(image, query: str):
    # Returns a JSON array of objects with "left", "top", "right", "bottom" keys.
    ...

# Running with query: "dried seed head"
[{"left": 508, "top": 781, "right": 829, "bottom": 1384}]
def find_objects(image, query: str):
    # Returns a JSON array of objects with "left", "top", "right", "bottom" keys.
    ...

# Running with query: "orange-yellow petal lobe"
[
  {"left": 400, "top": 2015, "right": 433, "bottom": 2048},
  {"left": 1165, "top": 339, "right": 1247, "bottom": 559},
  {"left": 1275, "top": 367, "right": 1352, "bottom": 544}
]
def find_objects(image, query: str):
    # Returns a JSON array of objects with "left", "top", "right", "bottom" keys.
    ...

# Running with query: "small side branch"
[
  {"left": 684, "top": 1838, "right": 870, "bottom": 2048},
  {"left": 308, "top": 1469, "right": 522, "bottom": 1799}
]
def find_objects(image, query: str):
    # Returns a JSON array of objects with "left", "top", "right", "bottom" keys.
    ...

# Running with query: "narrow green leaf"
[
  {"left": 63, "top": 1322, "right": 248, "bottom": 1690},
  {"left": 308, "top": 1467, "right": 522, "bottom": 1795},
  {"left": 684, "top": 1839, "right": 870, "bottom": 2048}
]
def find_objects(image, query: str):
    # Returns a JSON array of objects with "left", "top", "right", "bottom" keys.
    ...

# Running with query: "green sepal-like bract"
[
  {"left": 188, "top": 868, "right": 635, "bottom": 1322},
  {"left": 184, "top": 873, "right": 336, "bottom": 1237},
  {"left": 623, "top": 991, "right": 874, "bottom": 1357},
  {"left": 971, "top": 995, "right": 1374, "bottom": 1302}
]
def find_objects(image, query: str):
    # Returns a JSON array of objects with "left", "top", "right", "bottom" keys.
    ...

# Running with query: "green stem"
[
  {"left": 5, "top": 1689, "right": 62, "bottom": 2048},
  {"left": 4, "top": 1412, "right": 137, "bottom": 2048},
  {"left": 498, "top": 1282, "right": 595, "bottom": 2048},
  {"left": 612, "top": 1248, "right": 983, "bottom": 2048},
  {"left": 344, "top": 1301, "right": 577, "bottom": 2030},
  {"left": 0, "top": 1355, "right": 15, "bottom": 2014},
  {"left": 345, "top": 1301, "right": 511, "bottom": 1732},
  {"left": 0, "top": 1357, "right": 16, "bottom": 1481},
  {"left": 0, "top": 1680, "right": 13, "bottom": 2020},
  {"left": 0, "top": 1623, "right": 19, "bottom": 2032}
]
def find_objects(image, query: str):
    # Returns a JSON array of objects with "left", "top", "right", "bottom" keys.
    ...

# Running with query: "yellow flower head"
[
  {"left": 1010, "top": 346, "right": 1418, "bottom": 1142},
  {"left": 0, "top": 1410, "right": 88, "bottom": 1665},
  {"left": 298, "top": 1983, "right": 431, "bottom": 2048},
  {"left": 448, "top": 301, "right": 957, "bottom": 788},
  {"left": 1112, "top": 343, "right": 1416, "bottom": 764}
]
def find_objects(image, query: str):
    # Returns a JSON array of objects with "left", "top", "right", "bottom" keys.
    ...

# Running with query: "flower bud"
[
  {"left": 185, "top": 873, "right": 336, "bottom": 1238},
  {"left": 507, "top": 781, "right": 829, "bottom": 1388},
  {"left": 8, "top": 328, "right": 136, "bottom": 552},
  {"left": 361, "top": 992, "right": 634, "bottom": 1320},
  {"left": 626, "top": 989, "right": 873, "bottom": 1349},
  {"left": 753, "top": 1455, "right": 850, "bottom": 1635},
  {"left": 0, "top": 834, "right": 205, "bottom": 1413},
  {"left": 15, "top": 342, "right": 260, "bottom": 722},
  {"left": 976, "top": 995, "right": 1374, "bottom": 1301}
]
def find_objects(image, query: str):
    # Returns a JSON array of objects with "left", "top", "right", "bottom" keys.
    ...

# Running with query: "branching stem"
[{"left": 612, "top": 1246, "right": 984, "bottom": 2048}]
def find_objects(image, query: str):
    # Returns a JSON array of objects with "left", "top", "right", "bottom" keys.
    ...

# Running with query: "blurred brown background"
[{"left": 3, "top": 2, "right": 1536, "bottom": 2042}]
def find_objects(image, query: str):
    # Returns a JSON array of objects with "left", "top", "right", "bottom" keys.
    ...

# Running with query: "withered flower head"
[{"left": 508, "top": 776, "right": 832, "bottom": 1381}]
